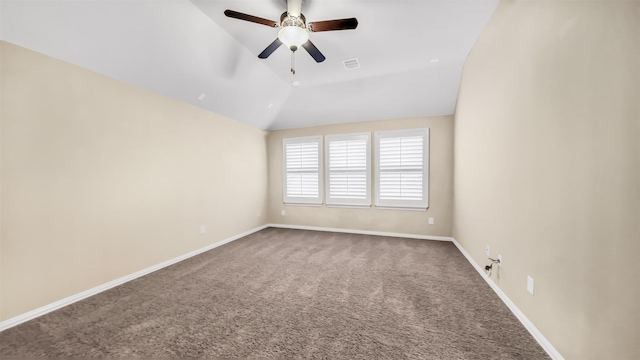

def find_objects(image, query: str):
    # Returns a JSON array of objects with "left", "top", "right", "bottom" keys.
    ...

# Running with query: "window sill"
[
  {"left": 283, "top": 203, "right": 323, "bottom": 207},
  {"left": 374, "top": 206, "right": 428, "bottom": 212},
  {"left": 326, "top": 204, "right": 372, "bottom": 209}
]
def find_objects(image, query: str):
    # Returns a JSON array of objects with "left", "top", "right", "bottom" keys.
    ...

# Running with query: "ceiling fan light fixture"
[{"left": 278, "top": 26, "right": 309, "bottom": 50}]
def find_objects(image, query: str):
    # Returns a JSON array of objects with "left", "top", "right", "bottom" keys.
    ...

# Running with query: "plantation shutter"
[
  {"left": 375, "top": 129, "right": 429, "bottom": 209},
  {"left": 283, "top": 136, "right": 323, "bottom": 205},
  {"left": 325, "top": 133, "right": 371, "bottom": 206}
]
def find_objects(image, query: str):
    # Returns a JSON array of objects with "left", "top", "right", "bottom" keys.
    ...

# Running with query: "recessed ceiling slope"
[
  {"left": 0, "top": 0, "right": 291, "bottom": 129},
  {"left": 1, "top": 0, "right": 497, "bottom": 130}
]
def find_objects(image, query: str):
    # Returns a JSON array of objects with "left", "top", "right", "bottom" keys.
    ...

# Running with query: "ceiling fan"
[{"left": 224, "top": 0, "right": 358, "bottom": 74}]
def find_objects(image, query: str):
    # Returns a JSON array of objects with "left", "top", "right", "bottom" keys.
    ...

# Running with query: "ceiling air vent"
[{"left": 343, "top": 58, "right": 360, "bottom": 70}]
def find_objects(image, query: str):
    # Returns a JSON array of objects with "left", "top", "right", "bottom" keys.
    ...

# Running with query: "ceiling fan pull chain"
[{"left": 291, "top": 50, "right": 296, "bottom": 74}]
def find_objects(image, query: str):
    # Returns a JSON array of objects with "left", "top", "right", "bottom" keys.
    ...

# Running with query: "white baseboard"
[
  {"left": 451, "top": 238, "right": 564, "bottom": 360},
  {"left": 0, "top": 224, "right": 269, "bottom": 332},
  {"left": 267, "top": 223, "right": 454, "bottom": 242}
]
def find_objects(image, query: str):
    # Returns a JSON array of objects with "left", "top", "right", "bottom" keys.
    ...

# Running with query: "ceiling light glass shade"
[{"left": 278, "top": 26, "right": 309, "bottom": 49}]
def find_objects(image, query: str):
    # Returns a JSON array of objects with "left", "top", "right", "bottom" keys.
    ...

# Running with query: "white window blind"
[
  {"left": 325, "top": 133, "right": 371, "bottom": 207},
  {"left": 282, "top": 136, "right": 323, "bottom": 205},
  {"left": 375, "top": 128, "right": 429, "bottom": 209}
]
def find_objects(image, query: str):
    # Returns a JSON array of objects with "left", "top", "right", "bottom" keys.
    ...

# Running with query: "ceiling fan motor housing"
[{"left": 280, "top": 12, "right": 306, "bottom": 29}]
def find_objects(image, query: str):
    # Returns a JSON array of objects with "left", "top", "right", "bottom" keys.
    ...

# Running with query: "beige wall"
[
  {"left": 453, "top": 1, "right": 639, "bottom": 359},
  {"left": 267, "top": 117, "right": 454, "bottom": 237},
  {"left": 0, "top": 41, "right": 269, "bottom": 321}
]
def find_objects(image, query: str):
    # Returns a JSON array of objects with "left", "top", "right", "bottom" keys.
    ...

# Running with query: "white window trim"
[
  {"left": 374, "top": 128, "right": 429, "bottom": 210},
  {"left": 282, "top": 136, "right": 323, "bottom": 205},
  {"left": 324, "top": 132, "right": 372, "bottom": 207}
]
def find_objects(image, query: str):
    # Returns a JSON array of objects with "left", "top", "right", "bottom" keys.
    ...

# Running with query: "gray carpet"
[{"left": 0, "top": 228, "right": 549, "bottom": 359}]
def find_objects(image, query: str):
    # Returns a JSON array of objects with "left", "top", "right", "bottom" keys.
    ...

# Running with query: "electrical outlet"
[
  {"left": 428, "top": 217, "right": 434, "bottom": 225},
  {"left": 257, "top": 212, "right": 261, "bottom": 218},
  {"left": 498, "top": 254, "right": 502, "bottom": 267},
  {"left": 527, "top": 276, "right": 534, "bottom": 295},
  {"left": 200, "top": 225, "right": 206, "bottom": 234},
  {"left": 485, "top": 245, "right": 490, "bottom": 257},
  {"left": 281, "top": 210, "right": 286, "bottom": 216}
]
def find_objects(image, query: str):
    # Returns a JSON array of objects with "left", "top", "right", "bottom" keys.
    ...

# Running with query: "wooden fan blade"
[
  {"left": 309, "top": 18, "right": 358, "bottom": 32},
  {"left": 224, "top": 10, "right": 278, "bottom": 27},
  {"left": 302, "top": 40, "right": 326, "bottom": 63},
  {"left": 287, "top": 0, "right": 302, "bottom": 17},
  {"left": 258, "top": 38, "right": 283, "bottom": 59}
]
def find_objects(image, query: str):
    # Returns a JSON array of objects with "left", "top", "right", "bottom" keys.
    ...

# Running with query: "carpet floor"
[{"left": 0, "top": 228, "right": 549, "bottom": 359}]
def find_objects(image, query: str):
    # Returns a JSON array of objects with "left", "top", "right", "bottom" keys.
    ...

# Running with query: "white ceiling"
[{"left": 0, "top": 0, "right": 497, "bottom": 130}]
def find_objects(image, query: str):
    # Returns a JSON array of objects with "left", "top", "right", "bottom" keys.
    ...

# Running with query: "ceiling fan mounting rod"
[{"left": 287, "top": 0, "right": 302, "bottom": 17}]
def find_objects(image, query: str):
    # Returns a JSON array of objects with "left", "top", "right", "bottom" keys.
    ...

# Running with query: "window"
[
  {"left": 375, "top": 128, "right": 429, "bottom": 209},
  {"left": 282, "top": 136, "right": 323, "bottom": 205},
  {"left": 325, "top": 133, "right": 371, "bottom": 207}
]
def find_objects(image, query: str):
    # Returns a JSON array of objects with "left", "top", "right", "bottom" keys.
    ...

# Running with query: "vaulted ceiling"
[{"left": 0, "top": 0, "right": 497, "bottom": 130}]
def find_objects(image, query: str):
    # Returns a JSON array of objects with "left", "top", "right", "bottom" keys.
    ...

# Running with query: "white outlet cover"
[
  {"left": 281, "top": 210, "right": 286, "bottom": 216},
  {"left": 485, "top": 245, "right": 490, "bottom": 257},
  {"left": 527, "top": 276, "right": 535, "bottom": 295},
  {"left": 200, "top": 225, "right": 206, "bottom": 234},
  {"left": 428, "top": 217, "right": 434, "bottom": 225}
]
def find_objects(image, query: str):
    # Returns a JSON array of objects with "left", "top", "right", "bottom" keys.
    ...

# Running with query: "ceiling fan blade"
[
  {"left": 302, "top": 40, "right": 326, "bottom": 63},
  {"left": 258, "top": 38, "right": 283, "bottom": 59},
  {"left": 287, "top": 0, "right": 302, "bottom": 17},
  {"left": 309, "top": 18, "right": 358, "bottom": 32},
  {"left": 224, "top": 10, "right": 278, "bottom": 27}
]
